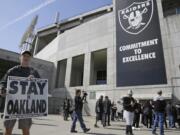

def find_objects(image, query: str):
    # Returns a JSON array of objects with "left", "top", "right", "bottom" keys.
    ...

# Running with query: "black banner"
[{"left": 115, "top": 0, "right": 167, "bottom": 86}]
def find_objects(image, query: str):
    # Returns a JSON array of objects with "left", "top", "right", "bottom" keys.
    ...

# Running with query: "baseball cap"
[
  {"left": 128, "top": 90, "right": 133, "bottom": 95},
  {"left": 21, "top": 50, "right": 32, "bottom": 56}
]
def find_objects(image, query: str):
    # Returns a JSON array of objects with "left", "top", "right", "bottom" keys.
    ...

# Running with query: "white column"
[
  {"left": 83, "top": 52, "right": 91, "bottom": 88},
  {"left": 107, "top": 47, "right": 115, "bottom": 86},
  {"left": 65, "top": 58, "right": 72, "bottom": 88}
]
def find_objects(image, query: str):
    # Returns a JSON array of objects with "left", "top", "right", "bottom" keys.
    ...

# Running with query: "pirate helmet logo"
[{"left": 118, "top": 0, "right": 154, "bottom": 35}]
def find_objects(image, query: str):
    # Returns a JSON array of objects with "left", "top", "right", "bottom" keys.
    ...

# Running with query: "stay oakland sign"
[
  {"left": 115, "top": 0, "right": 167, "bottom": 86},
  {"left": 4, "top": 76, "right": 48, "bottom": 120}
]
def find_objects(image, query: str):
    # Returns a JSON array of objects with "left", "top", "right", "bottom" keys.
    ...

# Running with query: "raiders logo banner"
[
  {"left": 4, "top": 76, "right": 48, "bottom": 120},
  {"left": 115, "top": 0, "right": 167, "bottom": 86}
]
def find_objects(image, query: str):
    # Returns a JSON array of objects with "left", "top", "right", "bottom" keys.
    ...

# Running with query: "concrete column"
[
  {"left": 33, "top": 36, "right": 39, "bottom": 56},
  {"left": 83, "top": 52, "right": 91, "bottom": 88},
  {"left": 65, "top": 58, "right": 72, "bottom": 88},
  {"left": 107, "top": 47, "right": 115, "bottom": 86}
]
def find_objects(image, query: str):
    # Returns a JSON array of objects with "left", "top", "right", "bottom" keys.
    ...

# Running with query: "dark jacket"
[
  {"left": 166, "top": 103, "right": 176, "bottom": 116},
  {"left": 95, "top": 99, "right": 103, "bottom": 114},
  {"left": 143, "top": 102, "right": 153, "bottom": 115},
  {"left": 134, "top": 102, "right": 142, "bottom": 114},
  {"left": 0, "top": 65, "right": 40, "bottom": 112},
  {"left": 103, "top": 99, "right": 111, "bottom": 114},
  {"left": 153, "top": 95, "right": 166, "bottom": 113},
  {"left": 74, "top": 96, "right": 85, "bottom": 112},
  {"left": 122, "top": 96, "right": 135, "bottom": 112},
  {"left": 63, "top": 99, "right": 70, "bottom": 111}
]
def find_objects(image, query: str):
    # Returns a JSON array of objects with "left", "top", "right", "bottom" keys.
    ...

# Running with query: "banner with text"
[
  {"left": 115, "top": 0, "right": 167, "bottom": 86},
  {"left": 4, "top": 76, "right": 48, "bottom": 120}
]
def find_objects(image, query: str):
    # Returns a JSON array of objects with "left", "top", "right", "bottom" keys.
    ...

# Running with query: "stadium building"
[{"left": 1, "top": 0, "right": 179, "bottom": 115}]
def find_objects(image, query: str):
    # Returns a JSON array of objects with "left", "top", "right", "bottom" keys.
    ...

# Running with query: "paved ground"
[{"left": 0, "top": 115, "right": 180, "bottom": 135}]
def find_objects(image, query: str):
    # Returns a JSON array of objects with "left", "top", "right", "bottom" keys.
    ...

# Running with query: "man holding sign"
[{"left": 0, "top": 50, "right": 41, "bottom": 135}]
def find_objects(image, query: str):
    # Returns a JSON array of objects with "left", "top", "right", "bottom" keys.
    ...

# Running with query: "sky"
[{"left": 0, "top": 0, "right": 112, "bottom": 53}]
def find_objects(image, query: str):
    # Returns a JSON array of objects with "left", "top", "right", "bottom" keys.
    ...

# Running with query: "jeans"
[
  {"left": 152, "top": 112, "right": 164, "bottom": 135},
  {"left": 71, "top": 111, "right": 86, "bottom": 131},
  {"left": 168, "top": 114, "right": 175, "bottom": 128}
]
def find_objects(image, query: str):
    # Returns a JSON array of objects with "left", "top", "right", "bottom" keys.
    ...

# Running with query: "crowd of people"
[{"left": 62, "top": 89, "right": 180, "bottom": 135}]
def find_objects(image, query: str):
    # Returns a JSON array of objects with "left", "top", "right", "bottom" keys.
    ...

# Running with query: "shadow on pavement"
[
  {"left": 86, "top": 133, "right": 118, "bottom": 135},
  {"left": 105, "top": 127, "right": 125, "bottom": 131},
  {"left": 33, "top": 118, "right": 56, "bottom": 121},
  {"left": 0, "top": 133, "right": 21, "bottom": 135},
  {"left": 32, "top": 123, "right": 58, "bottom": 127}
]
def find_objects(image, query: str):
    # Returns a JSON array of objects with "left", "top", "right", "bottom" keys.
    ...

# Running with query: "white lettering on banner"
[
  {"left": 119, "top": 38, "right": 158, "bottom": 52},
  {"left": 119, "top": 38, "right": 158, "bottom": 63},
  {"left": 4, "top": 76, "right": 48, "bottom": 120},
  {"left": 120, "top": 1, "right": 150, "bottom": 15},
  {"left": 122, "top": 52, "right": 156, "bottom": 63}
]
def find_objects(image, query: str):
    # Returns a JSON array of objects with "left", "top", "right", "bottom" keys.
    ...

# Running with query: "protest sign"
[{"left": 4, "top": 76, "right": 48, "bottom": 120}]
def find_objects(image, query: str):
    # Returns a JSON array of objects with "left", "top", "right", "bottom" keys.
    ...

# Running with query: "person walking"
[
  {"left": 63, "top": 98, "right": 70, "bottom": 121},
  {"left": 70, "top": 89, "right": 90, "bottom": 133},
  {"left": 176, "top": 104, "right": 180, "bottom": 128},
  {"left": 102, "top": 96, "right": 111, "bottom": 127},
  {"left": 143, "top": 100, "right": 153, "bottom": 128},
  {"left": 166, "top": 101, "right": 176, "bottom": 128},
  {"left": 133, "top": 100, "right": 142, "bottom": 129},
  {"left": 152, "top": 90, "right": 166, "bottom": 135},
  {"left": 122, "top": 90, "right": 135, "bottom": 135},
  {"left": 111, "top": 102, "right": 117, "bottom": 121},
  {"left": 0, "top": 50, "right": 40, "bottom": 135},
  {"left": 94, "top": 95, "right": 104, "bottom": 128},
  {"left": 117, "top": 101, "right": 123, "bottom": 121}
]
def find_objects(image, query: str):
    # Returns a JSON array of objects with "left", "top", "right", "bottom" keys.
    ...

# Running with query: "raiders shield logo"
[{"left": 118, "top": 0, "right": 154, "bottom": 35}]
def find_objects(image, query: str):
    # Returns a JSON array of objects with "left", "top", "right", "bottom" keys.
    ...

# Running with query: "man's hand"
[{"left": 28, "top": 75, "right": 35, "bottom": 80}]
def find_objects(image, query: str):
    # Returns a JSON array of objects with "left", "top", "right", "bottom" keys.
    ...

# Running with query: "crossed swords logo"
[{"left": 123, "top": 8, "right": 148, "bottom": 30}]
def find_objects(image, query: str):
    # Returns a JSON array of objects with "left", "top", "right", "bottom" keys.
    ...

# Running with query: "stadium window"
[
  {"left": 90, "top": 49, "right": 107, "bottom": 85},
  {"left": 55, "top": 59, "right": 67, "bottom": 88},
  {"left": 70, "top": 55, "right": 85, "bottom": 87},
  {"left": 162, "top": 0, "right": 180, "bottom": 17},
  {"left": 176, "top": 8, "right": 180, "bottom": 14}
]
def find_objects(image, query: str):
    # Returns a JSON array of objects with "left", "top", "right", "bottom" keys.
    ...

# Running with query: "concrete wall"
[{"left": 34, "top": 0, "right": 180, "bottom": 115}]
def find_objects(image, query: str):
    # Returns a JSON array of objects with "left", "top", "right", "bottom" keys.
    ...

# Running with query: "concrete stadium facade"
[{"left": 33, "top": 0, "right": 180, "bottom": 115}]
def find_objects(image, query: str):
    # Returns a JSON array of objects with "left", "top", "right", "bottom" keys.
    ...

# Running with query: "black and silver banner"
[{"left": 115, "top": 0, "right": 167, "bottom": 86}]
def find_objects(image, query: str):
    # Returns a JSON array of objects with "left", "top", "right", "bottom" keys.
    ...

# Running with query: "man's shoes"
[
  {"left": 71, "top": 130, "right": 78, "bottom": 133},
  {"left": 108, "top": 124, "right": 111, "bottom": 126},
  {"left": 94, "top": 124, "right": 99, "bottom": 128},
  {"left": 152, "top": 131, "right": 158, "bottom": 135},
  {"left": 84, "top": 128, "right": 90, "bottom": 133},
  {"left": 126, "top": 133, "right": 134, "bottom": 135}
]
